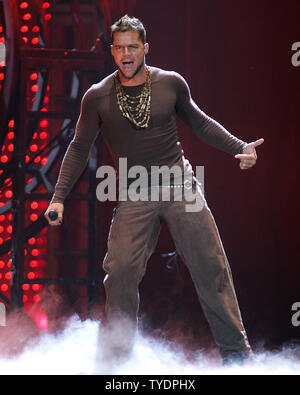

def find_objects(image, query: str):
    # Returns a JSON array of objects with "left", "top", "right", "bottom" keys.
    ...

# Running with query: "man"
[{"left": 45, "top": 15, "right": 263, "bottom": 366}]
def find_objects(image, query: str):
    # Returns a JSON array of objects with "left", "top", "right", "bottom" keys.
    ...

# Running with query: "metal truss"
[{"left": 0, "top": 0, "right": 131, "bottom": 315}]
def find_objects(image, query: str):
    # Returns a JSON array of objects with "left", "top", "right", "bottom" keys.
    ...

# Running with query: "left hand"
[{"left": 235, "top": 138, "right": 264, "bottom": 170}]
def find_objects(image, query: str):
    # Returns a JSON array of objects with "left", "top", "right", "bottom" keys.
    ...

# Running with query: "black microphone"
[{"left": 48, "top": 210, "right": 58, "bottom": 221}]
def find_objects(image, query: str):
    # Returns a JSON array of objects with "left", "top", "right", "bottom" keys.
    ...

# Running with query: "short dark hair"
[{"left": 111, "top": 14, "right": 146, "bottom": 44}]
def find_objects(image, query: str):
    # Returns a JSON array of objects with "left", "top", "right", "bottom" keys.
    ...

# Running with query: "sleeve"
[
  {"left": 51, "top": 87, "right": 101, "bottom": 204},
  {"left": 173, "top": 72, "right": 247, "bottom": 155}
]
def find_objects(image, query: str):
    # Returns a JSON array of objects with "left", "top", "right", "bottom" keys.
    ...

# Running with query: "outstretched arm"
[
  {"left": 45, "top": 87, "right": 101, "bottom": 225},
  {"left": 174, "top": 72, "right": 246, "bottom": 154},
  {"left": 173, "top": 72, "right": 264, "bottom": 168}
]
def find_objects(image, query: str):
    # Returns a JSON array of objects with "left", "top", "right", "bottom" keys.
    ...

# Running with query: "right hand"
[{"left": 44, "top": 202, "right": 64, "bottom": 226}]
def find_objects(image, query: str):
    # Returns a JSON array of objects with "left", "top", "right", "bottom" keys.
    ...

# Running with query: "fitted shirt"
[{"left": 51, "top": 66, "right": 246, "bottom": 203}]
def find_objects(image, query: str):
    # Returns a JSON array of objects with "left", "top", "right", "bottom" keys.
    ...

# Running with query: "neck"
[{"left": 118, "top": 64, "right": 148, "bottom": 86}]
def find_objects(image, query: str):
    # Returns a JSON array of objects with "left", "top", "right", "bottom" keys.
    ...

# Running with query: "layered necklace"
[{"left": 115, "top": 66, "right": 152, "bottom": 129}]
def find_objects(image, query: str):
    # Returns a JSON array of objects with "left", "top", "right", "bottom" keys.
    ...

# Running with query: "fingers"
[
  {"left": 44, "top": 212, "right": 62, "bottom": 226},
  {"left": 235, "top": 153, "right": 257, "bottom": 170},
  {"left": 235, "top": 153, "right": 256, "bottom": 160},
  {"left": 253, "top": 138, "right": 264, "bottom": 147},
  {"left": 239, "top": 159, "right": 256, "bottom": 170},
  {"left": 48, "top": 214, "right": 63, "bottom": 226},
  {"left": 235, "top": 138, "right": 264, "bottom": 170},
  {"left": 44, "top": 203, "right": 64, "bottom": 226}
]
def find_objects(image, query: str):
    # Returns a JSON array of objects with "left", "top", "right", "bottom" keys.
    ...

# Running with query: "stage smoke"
[{"left": 0, "top": 316, "right": 300, "bottom": 375}]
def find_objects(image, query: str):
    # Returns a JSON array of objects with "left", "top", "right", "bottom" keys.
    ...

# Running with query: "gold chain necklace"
[{"left": 115, "top": 66, "right": 152, "bottom": 129}]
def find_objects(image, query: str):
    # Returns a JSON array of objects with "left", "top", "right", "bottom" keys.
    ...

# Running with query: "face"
[{"left": 111, "top": 31, "right": 149, "bottom": 80}]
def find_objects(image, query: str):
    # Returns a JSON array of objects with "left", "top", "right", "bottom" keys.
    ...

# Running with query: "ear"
[{"left": 144, "top": 43, "right": 149, "bottom": 55}]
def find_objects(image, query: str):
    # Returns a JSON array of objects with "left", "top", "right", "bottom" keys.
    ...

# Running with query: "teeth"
[{"left": 123, "top": 62, "right": 134, "bottom": 69}]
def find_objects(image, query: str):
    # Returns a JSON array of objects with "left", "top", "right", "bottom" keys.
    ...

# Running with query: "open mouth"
[{"left": 122, "top": 61, "right": 134, "bottom": 70}]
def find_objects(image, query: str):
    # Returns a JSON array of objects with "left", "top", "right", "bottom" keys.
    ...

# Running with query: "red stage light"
[
  {"left": 7, "top": 261, "right": 11, "bottom": 269},
  {"left": 0, "top": 215, "right": 4, "bottom": 221},
  {"left": 32, "top": 37, "right": 39, "bottom": 45},
  {"left": 27, "top": 272, "right": 35, "bottom": 280},
  {"left": 30, "top": 144, "right": 38, "bottom": 152},
  {"left": 28, "top": 237, "right": 36, "bottom": 245},
  {"left": 6, "top": 225, "right": 12, "bottom": 234},
  {"left": 8, "top": 132, "right": 14, "bottom": 139},
  {"left": 8, "top": 120, "right": 14, "bottom": 128},
  {"left": 22, "top": 284, "right": 30, "bottom": 291},
  {"left": 26, "top": 155, "right": 30, "bottom": 163},
  {"left": 30, "top": 213, "right": 38, "bottom": 221},
  {"left": 0, "top": 237, "right": 3, "bottom": 245},
  {"left": 23, "top": 295, "right": 28, "bottom": 303},
  {"left": 39, "top": 131, "right": 48, "bottom": 139},
  {"left": 0, "top": 73, "right": 4, "bottom": 81},
  {"left": 1, "top": 284, "right": 8, "bottom": 292},
  {"left": 31, "top": 84, "right": 38, "bottom": 92},
  {"left": 32, "top": 284, "right": 40, "bottom": 291},
  {"left": 41, "top": 157, "right": 48, "bottom": 165},
  {"left": 37, "top": 314, "right": 48, "bottom": 331},
  {"left": 5, "top": 272, "right": 12, "bottom": 280},
  {"left": 5, "top": 190, "right": 13, "bottom": 199},
  {"left": 30, "top": 260, "right": 38, "bottom": 268},
  {"left": 20, "top": 25, "right": 28, "bottom": 33},
  {"left": 4, "top": 178, "right": 12, "bottom": 186},
  {"left": 44, "top": 14, "right": 52, "bottom": 21},
  {"left": 0, "top": 226, "right": 3, "bottom": 233},
  {"left": 31, "top": 249, "right": 39, "bottom": 256},
  {"left": 1, "top": 155, "right": 8, "bottom": 163},
  {"left": 33, "top": 295, "right": 40, "bottom": 302},
  {"left": 42, "top": 2, "right": 50, "bottom": 9},
  {"left": 20, "top": 2, "right": 29, "bottom": 9},
  {"left": 7, "top": 144, "right": 14, "bottom": 152},
  {"left": 34, "top": 156, "right": 41, "bottom": 163},
  {"left": 31, "top": 203, "right": 39, "bottom": 212},
  {"left": 40, "top": 120, "right": 48, "bottom": 128},
  {"left": 30, "top": 72, "right": 38, "bottom": 80},
  {"left": 0, "top": 260, "right": 5, "bottom": 269},
  {"left": 23, "top": 13, "right": 31, "bottom": 21},
  {"left": 32, "top": 26, "right": 39, "bottom": 32}
]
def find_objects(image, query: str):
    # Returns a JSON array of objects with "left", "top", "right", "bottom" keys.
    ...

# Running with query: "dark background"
[
  {"left": 95, "top": 0, "right": 300, "bottom": 353},
  {"left": 0, "top": 0, "right": 299, "bottom": 366}
]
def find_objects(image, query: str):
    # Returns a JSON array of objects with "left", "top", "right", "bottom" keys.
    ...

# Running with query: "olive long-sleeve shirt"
[{"left": 51, "top": 66, "right": 246, "bottom": 203}]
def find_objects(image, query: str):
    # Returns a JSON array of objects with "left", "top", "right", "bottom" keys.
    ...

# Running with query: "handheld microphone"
[{"left": 48, "top": 210, "right": 58, "bottom": 221}]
